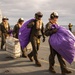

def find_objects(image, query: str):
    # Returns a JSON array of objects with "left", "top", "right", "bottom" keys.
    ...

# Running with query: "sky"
[{"left": 0, "top": 0, "right": 75, "bottom": 26}]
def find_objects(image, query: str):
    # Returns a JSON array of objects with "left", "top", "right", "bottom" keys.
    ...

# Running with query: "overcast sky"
[{"left": 0, "top": 0, "right": 75, "bottom": 26}]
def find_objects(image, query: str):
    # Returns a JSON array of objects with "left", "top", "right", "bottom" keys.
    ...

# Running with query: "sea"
[
  {"left": 10, "top": 25, "right": 75, "bottom": 32},
  {"left": 61, "top": 25, "right": 75, "bottom": 32}
]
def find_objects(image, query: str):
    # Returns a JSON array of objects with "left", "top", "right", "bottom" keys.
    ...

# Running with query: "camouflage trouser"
[
  {"left": 49, "top": 44, "right": 68, "bottom": 72},
  {"left": 1, "top": 34, "right": 6, "bottom": 49},
  {"left": 28, "top": 36, "right": 40, "bottom": 62}
]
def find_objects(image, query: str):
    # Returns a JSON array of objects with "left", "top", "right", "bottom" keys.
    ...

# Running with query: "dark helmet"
[
  {"left": 18, "top": 18, "right": 24, "bottom": 23},
  {"left": 35, "top": 12, "right": 43, "bottom": 18},
  {"left": 50, "top": 12, "right": 59, "bottom": 19},
  {"left": 2, "top": 17, "right": 9, "bottom": 20}
]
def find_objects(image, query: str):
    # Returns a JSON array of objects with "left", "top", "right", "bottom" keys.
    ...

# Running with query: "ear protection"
[
  {"left": 50, "top": 14, "right": 55, "bottom": 19},
  {"left": 50, "top": 12, "right": 58, "bottom": 19},
  {"left": 35, "top": 13, "right": 38, "bottom": 19}
]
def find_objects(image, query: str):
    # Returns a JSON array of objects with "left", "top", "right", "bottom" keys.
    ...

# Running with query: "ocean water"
[
  {"left": 61, "top": 25, "right": 75, "bottom": 32},
  {"left": 10, "top": 25, "right": 14, "bottom": 28},
  {"left": 10, "top": 25, "right": 75, "bottom": 32}
]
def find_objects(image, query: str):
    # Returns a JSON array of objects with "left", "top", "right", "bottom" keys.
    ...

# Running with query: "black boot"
[
  {"left": 21, "top": 48, "right": 27, "bottom": 58},
  {"left": 35, "top": 60, "right": 41, "bottom": 67},
  {"left": 21, "top": 51, "right": 27, "bottom": 58},
  {"left": 34, "top": 54, "right": 41, "bottom": 67},
  {"left": 1, "top": 44, "right": 3, "bottom": 50},
  {"left": 62, "top": 69, "right": 72, "bottom": 75},
  {"left": 49, "top": 66, "right": 56, "bottom": 73},
  {"left": 22, "top": 54, "right": 27, "bottom": 58}
]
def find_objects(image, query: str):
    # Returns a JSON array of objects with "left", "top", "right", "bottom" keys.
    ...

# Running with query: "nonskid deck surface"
[{"left": 0, "top": 37, "right": 75, "bottom": 75}]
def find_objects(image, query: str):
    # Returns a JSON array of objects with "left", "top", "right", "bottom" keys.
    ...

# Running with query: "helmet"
[
  {"left": 50, "top": 12, "right": 59, "bottom": 19},
  {"left": 18, "top": 18, "right": 24, "bottom": 22},
  {"left": 35, "top": 12, "right": 43, "bottom": 18},
  {"left": 2, "top": 17, "right": 9, "bottom": 20}
]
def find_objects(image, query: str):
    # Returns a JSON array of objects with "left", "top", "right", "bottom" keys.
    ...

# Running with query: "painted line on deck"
[
  {"left": 40, "top": 45, "right": 49, "bottom": 48},
  {"left": 40, "top": 45, "right": 75, "bottom": 71},
  {"left": 40, "top": 46, "right": 75, "bottom": 63},
  {"left": 39, "top": 59, "right": 75, "bottom": 71}
]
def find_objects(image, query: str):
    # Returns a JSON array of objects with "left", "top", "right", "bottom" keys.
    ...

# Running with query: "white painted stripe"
[
  {"left": 40, "top": 45, "right": 49, "bottom": 48},
  {"left": 39, "top": 59, "right": 75, "bottom": 71},
  {"left": 40, "top": 46, "right": 75, "bottom": 63}
]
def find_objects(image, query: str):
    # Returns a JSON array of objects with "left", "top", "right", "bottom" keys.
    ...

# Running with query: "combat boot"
[
  {"left": 35, "top": 60, "right": 41, "bottom": 67},
  {"left": 34, "top": 54, "right": 41, "bottom": 67},
  {"left": 62, "top": 69, "right": 72, "bottom": 75},
  {"left": 22, "top": 54, "right": 27, "bottom": 58},
  {"left": 21, "top": 50, "right": 27, "bottom": 58},
  {"left": 49, "top": 66, "right": 56, "bottom": 73}
]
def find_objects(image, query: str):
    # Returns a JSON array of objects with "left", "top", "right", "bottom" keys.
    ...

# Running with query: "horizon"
[{"left": 0, "top": 0, "right": 75, "bottom": 25}]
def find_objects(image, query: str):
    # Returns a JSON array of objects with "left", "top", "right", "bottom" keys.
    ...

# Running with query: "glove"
[{"left": 42, "top": 37, "right": 45, "bottom": 42}]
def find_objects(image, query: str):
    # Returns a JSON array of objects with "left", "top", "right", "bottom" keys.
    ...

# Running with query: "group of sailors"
[{"left": 0, "top": 11, "right": 72, "bottom": 75}]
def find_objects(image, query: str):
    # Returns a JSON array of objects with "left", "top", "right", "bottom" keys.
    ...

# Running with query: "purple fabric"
[
  {"left": 8, "top": 30, "right": 13, "bottom": 34},
  {"left": 8, "top": 30, "right": 13, "bottom": 36},
  {"left": 49, "top": 24, "right": 75, "bottom": 64},
  {"left": 18, "top": 19, "right": 35, "bottom": 49}
]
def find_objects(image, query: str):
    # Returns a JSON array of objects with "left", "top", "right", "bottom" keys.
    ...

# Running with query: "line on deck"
[{"left": 39, "top": 59, "right": 75, "bottom": 71}]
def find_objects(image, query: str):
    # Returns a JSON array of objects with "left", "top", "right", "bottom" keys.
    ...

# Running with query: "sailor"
[
  {"left": 45, "top": 12, "right": 72, "bottom": 74},
  {"left": 68, "top": 23, "right": 73, "bottom": 32},
  {"left": 27, "top": 12, "right": 45, "bottom": 67},
  {"left": 13, "top": 18, "right": 24, "bottom": 38},
  {"left": 0, "top": 17, "right": 10, "bottom": 50},
  {"left": 13, "top": 18, "right": 27, "bottom": 57}
]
